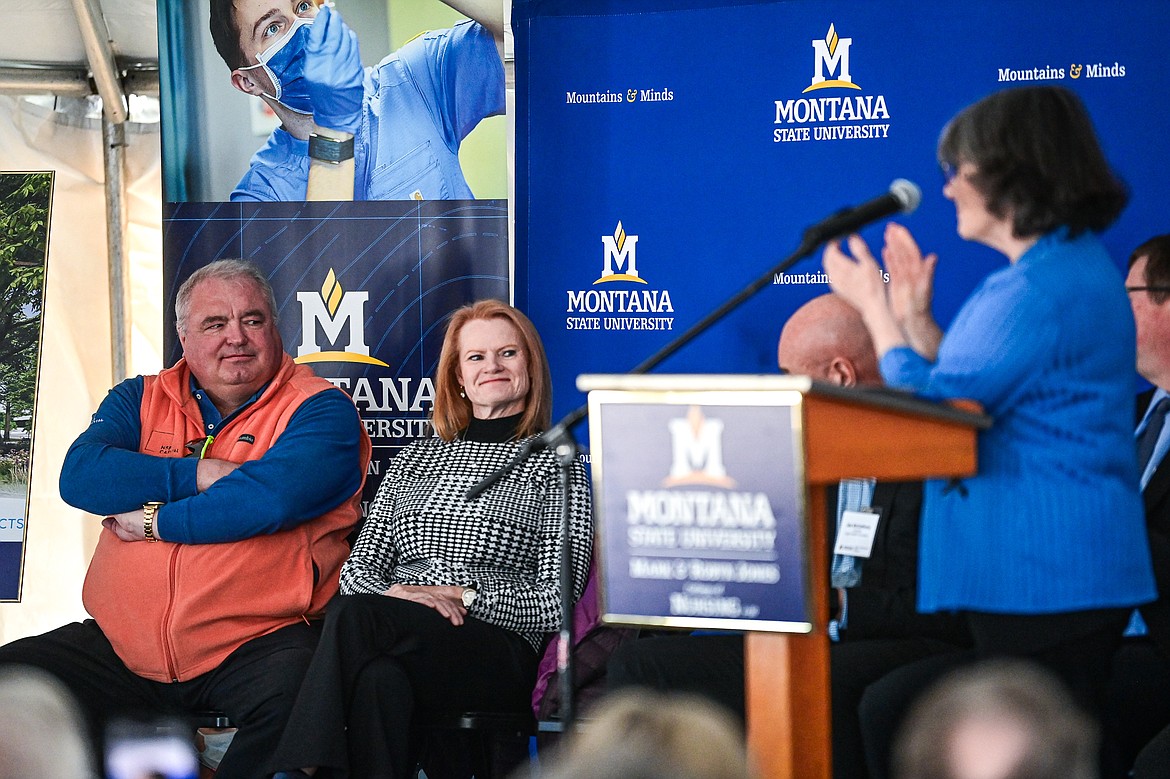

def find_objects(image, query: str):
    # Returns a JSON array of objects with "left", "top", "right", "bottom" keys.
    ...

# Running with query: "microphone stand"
[{"left": 466, "top": 222, "right": 837, "bottom": 732}]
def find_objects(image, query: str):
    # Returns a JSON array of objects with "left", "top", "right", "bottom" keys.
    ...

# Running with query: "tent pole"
[
  {"left": 69, "top": 0, "right": 127, "bottom": 124},
  {"left": 103, "top": 118, "right": 129, "bottom": 383},
  {"left": 71, "top": 0, "right": 132, "bottom": 381}
]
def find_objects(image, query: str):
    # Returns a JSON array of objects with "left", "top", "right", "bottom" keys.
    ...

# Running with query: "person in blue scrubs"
[
  {"left": 824, "top": 86, "right": 1155, "bottom": 777},
  {"left": 208, "top": 0, "right": 504, "bottom": 201}
]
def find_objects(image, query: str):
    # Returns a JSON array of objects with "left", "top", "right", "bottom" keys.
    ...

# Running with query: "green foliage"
[
  {"left": 0, "top": 448, "right": 29, "bottom": 486},
  {"left": 0, "top": 172, "right": 51, "bottom": 442}
]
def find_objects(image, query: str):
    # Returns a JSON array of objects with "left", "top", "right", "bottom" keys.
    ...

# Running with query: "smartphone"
[{"left": 104, "top": 718, "right": 199, "bottom": 779}]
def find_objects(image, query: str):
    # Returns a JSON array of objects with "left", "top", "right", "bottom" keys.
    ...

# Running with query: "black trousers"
[
  {"left": 605, "top": 632, "right": 964, "bottom": 779},
  {"left": 0, "top": 618, "right": 320, "bottom": 779},
  {"left": 857, "top": 608, "right": 1129, "bottom": 779},
  {"left": 1107, "top": 638, "right": 1170, "bottom": 776},
  {"left": 269, "top": 593, "right": 538, "bottom": 779}
]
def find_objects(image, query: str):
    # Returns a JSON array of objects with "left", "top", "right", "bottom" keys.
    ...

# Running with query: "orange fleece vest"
[{"left": 82, "top": 354, "right": 370, "bottom": 682}]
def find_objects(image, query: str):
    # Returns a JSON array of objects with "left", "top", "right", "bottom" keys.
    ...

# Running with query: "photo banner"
[
  {"left": 159, "top": 0, "right": 513, "bottom": 503},
  {"left": 163, "top": 200, "right": 509, "bottom": 508},
  {"left": 515, "top": 0, "right": 1170, "bottom": 432},
  {"left": 160, "top": 0, "right": 508, "bottom": 204},
  {"left": 0, "top": 171, "right": 52, "bottom": 601}
]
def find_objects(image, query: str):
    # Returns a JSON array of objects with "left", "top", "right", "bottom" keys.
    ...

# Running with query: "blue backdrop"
[{"left": 515, "top": 0, "right": 1170, "bottom": 432}]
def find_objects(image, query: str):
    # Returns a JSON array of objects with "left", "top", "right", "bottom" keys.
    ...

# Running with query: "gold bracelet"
[{"left": 142, "top": 501, "right": 164, "bottom": 542}]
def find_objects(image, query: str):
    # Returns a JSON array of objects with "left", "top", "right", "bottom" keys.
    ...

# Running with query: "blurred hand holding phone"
[{"left": 105, "top": 718, "right": 198, "bottom": 779}]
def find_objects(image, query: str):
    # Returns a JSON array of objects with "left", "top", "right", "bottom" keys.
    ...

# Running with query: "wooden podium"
[
  {"left": 743, "top": 380, "right": 986, "bottom": 779},
  {"left": 578, "top": 375, "right": 988, "bottom": 779}
]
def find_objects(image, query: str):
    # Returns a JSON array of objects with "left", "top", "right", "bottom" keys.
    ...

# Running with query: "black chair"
[
  {"left": 193, "top": 711, "right": 233, "bottom": 729},
  {"left": 424, "top": 710, "right": 536, "bottom": 779}
]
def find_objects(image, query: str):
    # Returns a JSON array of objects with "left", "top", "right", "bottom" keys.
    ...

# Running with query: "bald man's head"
[{"left": 777, "top": 294, "right": 880, "bottom": 387}]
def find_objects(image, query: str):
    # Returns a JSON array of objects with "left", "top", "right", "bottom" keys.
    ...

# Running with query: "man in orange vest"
[{"left": 0, "top": 259, "right": 371, "bottom": 778}]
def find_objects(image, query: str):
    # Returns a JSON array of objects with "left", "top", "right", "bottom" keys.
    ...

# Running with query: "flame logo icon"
[
  {"left": 294, "top": 269, "right": 389, "bottom": 367},
  {"left": 321, "top": 268, "right": 344, "bottom": 317},
  {"left": 596, "top": 220, "right": 646, "bottom": 284},
  {"left": 804, "top": 22, "right": 861, "bottom": 93}
]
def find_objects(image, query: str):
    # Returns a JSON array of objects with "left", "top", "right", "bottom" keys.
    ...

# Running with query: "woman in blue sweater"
[{"left": 824, "top": 86, "right": 1155, "bottom": 772}]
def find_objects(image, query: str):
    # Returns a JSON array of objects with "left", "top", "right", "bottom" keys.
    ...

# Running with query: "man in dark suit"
[
  {"left": 606, "top": 294, "right": 970, "bottom": 779},
  {"left": 1109, "top": 235, "right": 1170, "bottom": 778}
]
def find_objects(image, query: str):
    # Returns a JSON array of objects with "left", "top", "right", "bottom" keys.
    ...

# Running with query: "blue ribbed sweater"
[{"left": 882, "top": 229, "right": 1156, "bottom": 614}]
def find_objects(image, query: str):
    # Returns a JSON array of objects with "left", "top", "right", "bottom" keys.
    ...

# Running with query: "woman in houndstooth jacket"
[{"left": 270, "top": 300, "right": 593, "bottom": 779}]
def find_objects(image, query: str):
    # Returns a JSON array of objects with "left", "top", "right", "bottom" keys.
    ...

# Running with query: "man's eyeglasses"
[{"left": 1126, "top": 286, "right": 1170, "bottom": 294}]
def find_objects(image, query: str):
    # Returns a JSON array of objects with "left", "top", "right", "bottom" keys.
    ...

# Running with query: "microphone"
[{"left": 799, "top": 178, "right": 922, "bottom": 251}]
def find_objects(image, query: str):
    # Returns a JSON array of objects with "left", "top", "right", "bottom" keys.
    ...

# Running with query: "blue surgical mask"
[{"left": 239, "top": 16, "right": 314, "bottom": 115}]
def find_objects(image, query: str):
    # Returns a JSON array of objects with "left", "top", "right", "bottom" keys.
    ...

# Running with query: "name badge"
[{"left": 833, "top": 507, "right": 881, "bottom": 558}]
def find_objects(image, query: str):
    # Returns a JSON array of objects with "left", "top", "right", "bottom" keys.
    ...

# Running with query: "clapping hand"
[
  {"left": 823, "top": 233, "right": 889, "bottom": 315},
  {"left": 823, "top": 228, "right": 926, "bottom": 356},
  {"left": 881, "top": 223, "right": 943, "bottom": 358},
  {"left": 882, "top": 223, "right": 937, "bottom": 329}
]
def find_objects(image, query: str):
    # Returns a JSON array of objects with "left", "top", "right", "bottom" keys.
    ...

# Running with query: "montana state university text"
[
  {"left": 773, "top": 94, "right": 890, "bottom": 143},
  {"left": 566, "top": 288, "right": 674, "bottom": 330}
]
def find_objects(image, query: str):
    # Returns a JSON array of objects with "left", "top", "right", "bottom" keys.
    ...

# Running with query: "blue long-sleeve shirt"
[
  {"left": 882, "top": 229, "right": 1156, "bottom": 614},
  {"left": 60, "top": 375, "right": 364, "bottom": 544}
]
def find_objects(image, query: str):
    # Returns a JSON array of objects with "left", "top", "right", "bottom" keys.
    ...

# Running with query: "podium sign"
[{"left": 584, "top": 375, "right": 815, "bottom": 633}]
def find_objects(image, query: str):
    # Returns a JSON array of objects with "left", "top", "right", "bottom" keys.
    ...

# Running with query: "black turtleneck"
[{"left": 462, "top": 412, "right": 524, "bottom": 443}]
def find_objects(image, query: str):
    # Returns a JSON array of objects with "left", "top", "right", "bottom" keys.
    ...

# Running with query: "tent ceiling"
[
  {"left": 2, "top": 0, "right": 157, "bottom": 67},
  {"left": 0, "top": 0, "right": 160, "bottom": 383}
]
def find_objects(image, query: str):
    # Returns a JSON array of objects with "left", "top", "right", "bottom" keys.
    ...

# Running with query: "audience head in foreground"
[
  {"left": 894, "top": 660, "right": 1097, "bottom": 779},
  {"left": 536, "top": 690, "right": 756, "bottom": 779},
  {"left": 0, "top": 666, "right": 95, "bottom": 779}
]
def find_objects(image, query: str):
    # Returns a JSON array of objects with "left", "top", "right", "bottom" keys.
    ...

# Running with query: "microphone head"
[{"left": 889, "top": 178, "right": 922, "bottom": 214}]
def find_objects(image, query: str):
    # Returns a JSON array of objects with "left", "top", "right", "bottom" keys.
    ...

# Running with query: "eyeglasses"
[
  {"left": 941, "top": 161, "right": 977, "bottom": 185},
  {"left": 1126, "top": 286, "right": 1170, "bottom": 294}
]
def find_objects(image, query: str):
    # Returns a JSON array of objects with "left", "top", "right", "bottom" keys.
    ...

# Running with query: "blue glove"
[{"left": 304, "top": 5, "right": 365, "bottom": 135}]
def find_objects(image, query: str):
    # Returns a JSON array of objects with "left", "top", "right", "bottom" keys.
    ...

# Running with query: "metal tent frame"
[{"left": 0, "top": 0, "right": 159, "bottom": 383}]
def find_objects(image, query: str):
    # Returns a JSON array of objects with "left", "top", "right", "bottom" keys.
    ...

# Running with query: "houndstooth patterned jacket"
[{"left": 340, "top": 428, "right": 593, "bottom": 650}]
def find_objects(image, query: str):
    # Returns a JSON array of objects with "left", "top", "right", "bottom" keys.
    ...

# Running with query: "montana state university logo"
[
  {"left": 565, "top": 220, "right": 675, "bottom": 332},
  {"left": 774, "top": 22, "right": 890, "bottom": 145},
  {"left": 662, "top": 407, "right": 736, "bottom": 489},
  {"left": 295, "top": 269, "right": 389, "bottom": 366},
  {"left": 804, "top": 23, "right": 860, "bottom": 93},
  {"left": 596, "top": 221, "right": 646, "bottom": 284}
]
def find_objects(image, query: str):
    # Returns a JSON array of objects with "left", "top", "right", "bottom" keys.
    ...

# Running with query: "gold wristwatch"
[{"left": 142, "top": 501, "right": 164, "bottom": 542}]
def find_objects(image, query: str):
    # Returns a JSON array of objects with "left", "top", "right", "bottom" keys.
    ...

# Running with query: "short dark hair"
[
  {"left": 937, "top": 86, "right": 1128, "bottom": 239},
  {"left": 209, "top": 0, "right": 246, "bottom": 71},
  {"left": 1130, "top": 234, "right": 1170, "bottom": 305},
  {"left": 175, "top": 259, "right": 278, "bottom": 334}
]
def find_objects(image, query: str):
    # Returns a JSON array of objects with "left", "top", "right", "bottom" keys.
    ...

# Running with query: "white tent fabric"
[
  {"left": 6, "top": 0, "right": 158, "bottom": 65},
  {"left": 0, "top": 96, "right": 162, "bottom": 644}
]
